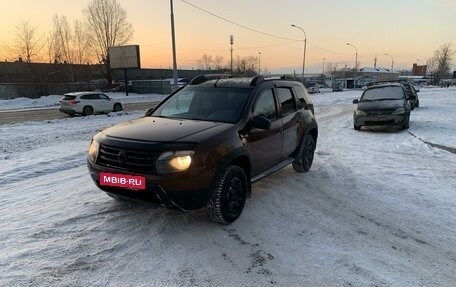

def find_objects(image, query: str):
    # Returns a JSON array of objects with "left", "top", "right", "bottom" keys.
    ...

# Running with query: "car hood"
[
  {"left": 100, "top": 116, "right": 232, "bottom": 142},
  {"left": 357, "top": 99, "right": 405, "bottom": 111}
]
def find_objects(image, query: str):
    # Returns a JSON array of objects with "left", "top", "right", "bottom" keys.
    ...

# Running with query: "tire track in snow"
[{"left": 0, "top": 152, "right": 87, "bottom": 186}]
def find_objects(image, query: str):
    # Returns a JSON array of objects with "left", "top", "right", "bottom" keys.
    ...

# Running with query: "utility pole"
[
  {"left": 258, "top": 52, "right": 261, "bottom": 74},
  {"left": 291, "top": 24, "right": 307, "bottom": 85},
  {"left": 170, "top": 0, "right": 178, "bottom": 90},
  {"left": 230, "top": 35, "right": 234, "bottom": 73}
]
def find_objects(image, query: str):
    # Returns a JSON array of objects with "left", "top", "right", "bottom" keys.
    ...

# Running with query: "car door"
[
  {"left": 247, "top": 88, "right": 283, "bottom": 176},
  {"left": 275, "top": 87, "right": 301, "bottom": 159},
  {"left": 98, "top": 93, "right": 113, "bottom": 112}
]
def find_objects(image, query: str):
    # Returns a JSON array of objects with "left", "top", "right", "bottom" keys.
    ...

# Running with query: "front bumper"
[
  {"left": 354, "top": 112, "right": 409, "bottom": 127},
  {"left": 87, "top": 160, "right": 213, "bottom": 210}
]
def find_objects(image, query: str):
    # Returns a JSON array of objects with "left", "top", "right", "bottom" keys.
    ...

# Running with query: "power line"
[
  {"left": 180, "top": 0, "right": 299, "bottom": 42},
  {"left": 180, "top": 0, "right": 354, "bottom": 57}
]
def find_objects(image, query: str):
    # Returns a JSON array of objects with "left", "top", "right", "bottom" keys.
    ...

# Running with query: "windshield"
[
  {"left": 152, "top": 86, "right": 252, "bottom": 123},
  {"left": 361, "top": 86, "right": 405, "bottom": 101}
]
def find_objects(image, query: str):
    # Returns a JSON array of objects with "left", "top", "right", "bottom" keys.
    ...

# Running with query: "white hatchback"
[{"left": 59, "top": 92, "right": 123, "bottom": 116}]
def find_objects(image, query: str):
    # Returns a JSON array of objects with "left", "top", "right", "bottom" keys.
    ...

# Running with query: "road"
[{"left": 0, "top": 101, "right": 159, "bottom": 125}]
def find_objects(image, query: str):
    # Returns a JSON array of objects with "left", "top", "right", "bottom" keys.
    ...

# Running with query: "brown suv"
[{"left": 87, "top": 75, "right": 318, "bottom": 223}]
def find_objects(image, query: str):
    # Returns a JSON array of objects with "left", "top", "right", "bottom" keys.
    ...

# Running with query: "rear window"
[
  {"left": 361, "top": 86, "right": 404, "bottom": 101},
  {"left": 62, "top": 95, "right": 76, "bottom": 100}
]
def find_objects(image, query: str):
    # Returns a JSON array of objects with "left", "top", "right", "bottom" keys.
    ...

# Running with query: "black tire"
[
  {"left": 415, "top": 100, "right": 420, "bottom": 107},
  {"left": 354, "top": 124, "right": 361, "bottom": 131},
  {"left": 402, "top": 121, "right": 410, "bottom": 130},
  {"left": 83, "top": 106, "right": 93, "bottom": 116},
  {"left": 206, "top": 165, "right": 247, "bottom": 224},
  {"left": 113, "top": 103, "right": 122, "bottom": 112},
  {"left": 292, "top": 135, "right": 315, "bottom": 173}
]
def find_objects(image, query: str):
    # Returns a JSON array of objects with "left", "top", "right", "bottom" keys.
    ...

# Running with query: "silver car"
[{"left": 59, "top": 92, "right": 123, "bottom": 116}]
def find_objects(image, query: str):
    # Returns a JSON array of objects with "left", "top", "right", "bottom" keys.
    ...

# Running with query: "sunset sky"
[{"left": 1, "top": 0, "right": 455, "bottom": 73}]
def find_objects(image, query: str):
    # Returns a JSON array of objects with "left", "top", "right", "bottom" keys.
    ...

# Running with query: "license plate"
[{"left": 100, "top": 172, "right": 146, "bottom": 190}]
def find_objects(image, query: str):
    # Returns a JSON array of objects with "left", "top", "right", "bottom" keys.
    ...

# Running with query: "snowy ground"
[{"left": 1, "top": 87, "right": 455, "bottom": 286}]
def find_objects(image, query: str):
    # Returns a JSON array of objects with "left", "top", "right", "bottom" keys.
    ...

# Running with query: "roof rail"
[
  {"left": 188, "top": 74, "right": 231, "bottom": 85},
  {"left": 250, "top": 75, "right": 264, "bottom": 86}
]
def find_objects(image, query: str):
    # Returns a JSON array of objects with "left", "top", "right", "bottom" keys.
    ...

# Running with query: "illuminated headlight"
[
  {"left": 355, "top": 110, "right": 367, "bottom": 116},
  {"left": 156, "top": 151, "right": 195, "bottom": 174},
  {"left": 392, "top": 108, "right": 406, "bottom": 114},
  {"left": 88, "top": 139, "right": 100, "bottom": 163}
]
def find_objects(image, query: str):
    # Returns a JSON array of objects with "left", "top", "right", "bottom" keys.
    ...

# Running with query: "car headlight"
[
  {"left": 88, "top": 139, "right": 100, "bottom": 163},
  {"left": 392, "top": 108, "right": 405, "bottom": 114},
  {"left": 355, "top": 110, "right": 367, "bottom": 116},
  {"left": 156, "top": 151, "right": 195, "bottom": 174}
]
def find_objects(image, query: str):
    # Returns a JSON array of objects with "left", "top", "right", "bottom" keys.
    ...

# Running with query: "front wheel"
[
  {"left": 292, "top": 135, "right": 315, "bottom": 172},
  {"left": 402, "top": 121, "right": 410, "bottom": 130},
  {"left": 206, "top": 165, "right": 247, "bottom": 224}
]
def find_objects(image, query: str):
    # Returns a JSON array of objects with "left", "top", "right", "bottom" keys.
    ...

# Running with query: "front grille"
[{"left": 97, "top": 144, "right": 160, "bottom": 174}]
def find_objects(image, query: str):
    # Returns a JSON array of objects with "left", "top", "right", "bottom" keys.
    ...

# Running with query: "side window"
[
  {"left": 81, "top": 94, "right": 99, "bottom": 100},
  {"left": 276, "top": 88, "right": 296, "bottom": 116},
  {"left": 253, "top": 89, "right": 276, "bottom": 120},
  {"left": 293, "top": 86, "right": 308, "bottom": 108},
  {"left": 99, "top": 94, "right": 110, "bottom": 100}
]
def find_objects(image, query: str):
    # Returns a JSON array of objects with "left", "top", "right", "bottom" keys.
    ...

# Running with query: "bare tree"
[
  {"left": 73, "top": 19, "right": 90, "bottom": 64},
  {"left": 197, "top": 54, "right": 213, "bottom": 70},
  {"left": 233, "top": 55, "right": 257, "bottom": 76},
  {"left": 213, "top": 55, "right": 225, "bottom": 70},
  {"left": 83, "top": 0, "right": 134, "bottom": 85},
  {"left": 51, "top": 14, "right": 73, "bottom": 64},
  {"left": 428, "top": 43, "right": 454, "bottom": 84},
  {"left": 11, "top": 20, "right": 44, "bottom": 62}
]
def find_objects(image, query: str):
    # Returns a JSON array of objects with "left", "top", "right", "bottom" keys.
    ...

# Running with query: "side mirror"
[
  {"left": 352, "top": 99, "right": 359, "bottom": 104},
  {"left": 252, "top": 115, "right": 271, "bottom": 130}
]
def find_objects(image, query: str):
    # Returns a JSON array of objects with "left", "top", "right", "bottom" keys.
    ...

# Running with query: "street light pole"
[
  {"left": 170, "top": 0, "right": 178, "bottom": 90},
  {"left": 385, "top": 53, "right": 394, "bottom": 72},
  {"left": 258, "top": 52, "right": 261, "bottom": 74},
  {"left": 291, "top": 24, "right": 307, "bottom": 84},
  {"left": 346, "top": 42, "right": 358, "bottom": 88},
  {"left": 230, "top": 35, "right": 234, "bottom": 73}
]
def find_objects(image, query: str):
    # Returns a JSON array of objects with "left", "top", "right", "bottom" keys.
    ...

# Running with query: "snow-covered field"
[{"left": 1, "top": 87, "right": 455, "bottom": 286}]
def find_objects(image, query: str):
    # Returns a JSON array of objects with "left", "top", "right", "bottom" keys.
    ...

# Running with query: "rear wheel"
[
  {"left": 206, "top": 165, "right": 247, "bottom": 224},
  {"left": 292, "top": 135, "right": 315, "bottom": 172},
  {"left": 415, "top": 100, "right": 420, "bottom": 107},
  {"left": 82, "top": 106, "right": 93, "bottom": 116},
  {"left": 113, "top": 103, "right": 122, "bottom": 112},
  {"left": 354, "top": 124, "right": 361, "bottom": 131}
]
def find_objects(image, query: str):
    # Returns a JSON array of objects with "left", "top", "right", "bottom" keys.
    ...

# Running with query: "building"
[{"left": 412, "top": 63, "right": 427, "bottom": 76}]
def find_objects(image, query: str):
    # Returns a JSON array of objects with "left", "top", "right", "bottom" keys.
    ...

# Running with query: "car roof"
[
  {"left": 366, "top": 83, "right": 403, "bottom": 89},
  {"left": 188, "top": 74, "right": 302, "bottom": 89},
  {"left": 63, "top": 91, "right": 101, "bottom": 96}
]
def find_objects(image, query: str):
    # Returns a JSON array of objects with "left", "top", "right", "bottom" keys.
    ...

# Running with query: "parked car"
[
  {"left": 307, "top": 86, "right": 320, "bottom": 94},
  {"left": 87, "top": 75, "right": 318, "bottom": 224},
  {"left": 401, "top": 82, "right": 420, "bottom": 109},
  {"left": 168, "top": 78, "right": 189, "bottom": 90},
  {"left": 332, "top": 85, "right": 343, "bottom": 92},
  {"left": 352, "top": 83, "right": 411, "bottom": 130},
  {"left": 59, "top": 92, "right": 123, "bottom": 116}
]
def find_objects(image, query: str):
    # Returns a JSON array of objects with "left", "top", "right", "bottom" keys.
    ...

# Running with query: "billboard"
[{"left": 109, "top": 45, "right": 141, "bottom": 69}]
